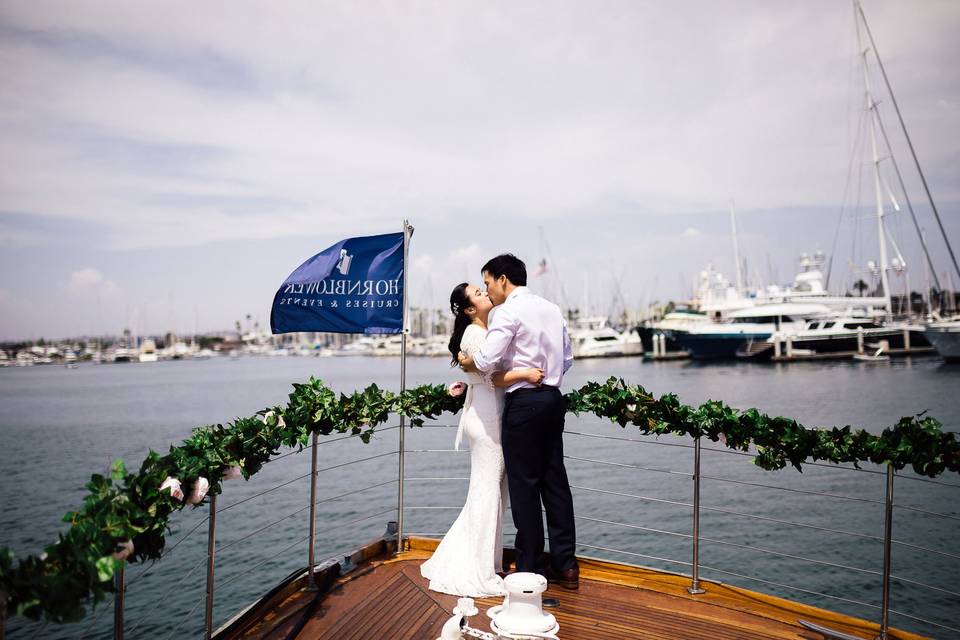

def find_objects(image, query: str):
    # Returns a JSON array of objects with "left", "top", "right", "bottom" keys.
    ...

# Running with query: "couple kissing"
[{"left": 420, "top": 253, "right": 579, "bottom": 597}]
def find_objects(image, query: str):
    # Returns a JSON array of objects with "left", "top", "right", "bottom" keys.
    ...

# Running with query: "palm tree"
[{"left": 853, "top": 279, "right": 869, "bottom": 297}]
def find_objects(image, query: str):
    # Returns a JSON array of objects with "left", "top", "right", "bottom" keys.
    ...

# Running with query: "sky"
[{"left": 1, "top": 0, "right": 958, "bottom": 341}]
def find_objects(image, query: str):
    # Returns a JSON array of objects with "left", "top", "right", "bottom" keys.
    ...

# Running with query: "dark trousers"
[{"left": 501, "top": 386, "right": 577, "bottom": 572}]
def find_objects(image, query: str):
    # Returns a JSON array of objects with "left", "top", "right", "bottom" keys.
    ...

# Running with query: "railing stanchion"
[
  {"left": 113, "top": 564, "right": 125, "bottom": 640},
  {"left": 307, "top": 431, "right": 319, "bottom": 590},
  {"left": 1, "top": 588, "right": 8, "bottom": 640},
  {"left": 878, "top": 464, "right": 894, "bottom": 640},
  {"left": 688, "top": 436, "right": 706, "bottom": 595},
  {"left": 204, "top": 493, "right": 217, "bottom": 640}
]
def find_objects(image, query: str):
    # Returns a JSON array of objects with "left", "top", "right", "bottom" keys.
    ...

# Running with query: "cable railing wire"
[
  {"left": 263, "top": 425, "right": 401, "bottom": 467},
  {"left": 570, "top": 484, "right": 693, "bottom": 509},
  {"left": 218, "top": 507, "right": 396, "bottom": 591},
  {"left": 162, "top": 592, "right": 205, "bottom": 640},
  {"left": 886, "top": 573, "right": 960, "bottom": 599},
  {"left": 696, "top": 503, "right": 883, "bottom": 543},
  {"left": 575, "top": 542, "right": 692, "bottom": 569},
  {"left": 699, "top": 537, "right": 880, "bottom": 577},
  {"left": 698, "top": 563, "right": 880, "bottom": 611},
  {"left": 218, "top": 534, "right": 311, "bottom": 591},
  {"left": 564, "top": 454, "right": 693, "bottom": 478},
  {"left": 888, "top": 607, "right": 960, "bottom": 635},
  {"left": 219, "top": 470, "right": 314, "bottom": 512},
  {"left": 218, "top": 506, "right": 310, "bottom": 554},
  {"left": 573, "top": 514, "right": 692, "bottom": 541},
  {"left": 218, "top": 479, "right": 399, "bottom": 555},
  {"left": 219, "top": 450, "right": 399, "bottom": 512},
  {"left": 127, "top": 515, "right": 210, "bottom": 586},
  {"left": 126, "top": 557, "right": 208, "bottom": 636},
  {"left": 893, "top": 502, "right": 960, "bottom": 522},
  {"left": 889, "top": 537, "right": 960, "bottom": 562},
  {"left": 700, "top": 473, "right": 885, "bottom": 504},
  {"left": 565, "top": 430, "right": 695, "bottom": 450}
]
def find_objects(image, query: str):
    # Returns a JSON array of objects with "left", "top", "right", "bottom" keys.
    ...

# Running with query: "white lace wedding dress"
[{"left": 420, "top": 324, "right": 508, "bottom": 597}]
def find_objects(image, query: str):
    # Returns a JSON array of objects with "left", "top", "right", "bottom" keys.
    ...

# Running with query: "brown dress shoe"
[{"left": 546, "top": 565, "right": 579, "bottom": 590}]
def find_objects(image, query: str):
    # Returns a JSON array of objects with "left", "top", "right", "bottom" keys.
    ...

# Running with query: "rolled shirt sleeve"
[{"left": 473, "top": 304, "right": 518, "bottom": 373}]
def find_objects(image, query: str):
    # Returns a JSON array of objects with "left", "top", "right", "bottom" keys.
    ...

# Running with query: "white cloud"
[
  {"left": 66, "top": 268, "right": 117, "bottom": 295},
  {"left": 681, "top": 227, "right": 702, "bottom": 237},
  {"left": 0, "top": 0, "right": 956, "bottom": 251},
  {"left": 450, "top": 243, "right": 482, "bottom": 262},
  {"left": 412, "top": 254, "right": 435, "bottom": 271}
]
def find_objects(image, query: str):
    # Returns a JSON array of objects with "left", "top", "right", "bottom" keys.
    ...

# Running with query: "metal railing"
[
  {"left": 404, "top": 423, "right": 960, "bottom": 639},
  {"left": 100, "top": 425, "right": 401, "bottom": 640},
  {"left": 14, "top": 417, "right": 952, "bottom": 640}
]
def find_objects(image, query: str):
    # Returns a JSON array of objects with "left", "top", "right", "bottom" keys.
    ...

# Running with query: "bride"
[{"left": 420, "top": 282, "right": 544, "bottom": 597}]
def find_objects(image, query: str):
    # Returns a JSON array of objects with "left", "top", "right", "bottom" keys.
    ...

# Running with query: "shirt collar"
[{"left": 506, "top": 286, "right": 528, "bottom": 302}]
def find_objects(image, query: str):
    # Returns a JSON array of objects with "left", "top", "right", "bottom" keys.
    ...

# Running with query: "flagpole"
[{"left": 396, "top": 219, "right": 411, "bottom": 553}]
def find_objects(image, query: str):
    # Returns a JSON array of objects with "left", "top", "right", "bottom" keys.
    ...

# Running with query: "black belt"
[{"left": 507, "top": 385, "right": 559, "bottom": 397}]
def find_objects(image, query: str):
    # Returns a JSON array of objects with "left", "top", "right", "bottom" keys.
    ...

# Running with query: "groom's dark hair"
[{"left": 481, "top": 254, "right": 527, "bottom": 286}]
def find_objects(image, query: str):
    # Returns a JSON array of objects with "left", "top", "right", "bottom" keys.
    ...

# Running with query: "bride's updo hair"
[{"left": 448, "top": 282, "right": 472, "bottom": 366}]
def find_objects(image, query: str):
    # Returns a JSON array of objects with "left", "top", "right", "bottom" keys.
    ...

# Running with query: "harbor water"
[{"left": 1, "top": 355, "right": 958, "bottom": 639}]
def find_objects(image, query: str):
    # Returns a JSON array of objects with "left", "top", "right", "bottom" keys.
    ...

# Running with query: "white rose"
[
  {"left": 260, "top": 411, "right": 286, "bottom": 428},
  {"left": 112, "top": 539, "right": 134, "bottom": 561},
  {"left": 186, "top": 477, "right": 210, "bottom": 505},
  {"left": 222, "top": 465, "right": 242, "bottom": 481},
  {"left": 160, "top": 477, "right": 184, "bottom": 501}
]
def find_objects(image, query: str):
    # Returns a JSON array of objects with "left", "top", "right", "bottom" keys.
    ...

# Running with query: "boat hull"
[
  {"left": 926, "top": 324, "right": 960, "bottom": 361},
  {"left": 739, "top": 326, "right": 930, "bottom": 361},
  {"left": 673, "top": 331, "right": 772, "bottom": 360}
]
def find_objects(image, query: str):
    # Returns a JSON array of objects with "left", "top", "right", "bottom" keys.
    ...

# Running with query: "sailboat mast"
[
  {"left": 856, "top": 11, "right": 892, "bottom": 316},
  {"left": 729, "top": 199, "right": 743, "bottom": 293}
]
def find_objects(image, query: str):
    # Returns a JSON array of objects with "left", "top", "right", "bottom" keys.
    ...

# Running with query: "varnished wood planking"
[{"left": 217, "top": 536, "right": 929, "bottom": 640}]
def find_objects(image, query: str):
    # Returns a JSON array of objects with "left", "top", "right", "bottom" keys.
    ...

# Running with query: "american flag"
[{"left": 533, "top": 258, "right": 548, "bottom": 277}]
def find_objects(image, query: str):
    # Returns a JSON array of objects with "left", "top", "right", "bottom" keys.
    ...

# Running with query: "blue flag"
[{"left": 270, "top": 231, "right": 406, "bottom": 335}]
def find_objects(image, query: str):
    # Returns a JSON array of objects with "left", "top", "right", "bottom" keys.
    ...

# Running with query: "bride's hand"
[{"left": 524, "top": 368, "right": 545, "bottom": 385}]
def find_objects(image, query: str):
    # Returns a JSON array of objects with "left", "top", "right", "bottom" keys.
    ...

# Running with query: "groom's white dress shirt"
[{"left": 473, "top": 286, "right": 574, "bottom": 393}]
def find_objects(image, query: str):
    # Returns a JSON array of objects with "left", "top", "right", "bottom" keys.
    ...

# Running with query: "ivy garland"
[{"left": 0, "top": 376, "right": 956, "bottom": 625}]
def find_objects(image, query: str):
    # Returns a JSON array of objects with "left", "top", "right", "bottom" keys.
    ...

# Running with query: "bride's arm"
[{"left": 490, "top": 368, "right": 544, "bottom": 388}]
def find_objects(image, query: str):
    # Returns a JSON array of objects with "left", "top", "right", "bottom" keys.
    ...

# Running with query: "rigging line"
[
  {"left": 538, "top": 225, "right": 571, "bottom": 312},
  {"left": 856, "top": 0, "right": 960, "bottom": 283},
  {"left": 828, "top": 97, "right": 868, "bottom": 290},
  {"left": 871, "top": 91, "right": 941, "bottom": 290}
]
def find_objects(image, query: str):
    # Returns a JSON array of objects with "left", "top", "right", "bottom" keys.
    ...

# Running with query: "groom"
[{"left": 458, "top": 253, "right": 579, "bottom": 589}]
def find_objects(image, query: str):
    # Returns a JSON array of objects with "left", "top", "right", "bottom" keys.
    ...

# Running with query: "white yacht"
[
  {"left": 672, "top": 303, "right": 830, "bottom": 360},
  {"left": 570, "top": 317, "right": 643, "bottom": 358},
  {"left": 138, "top": 339, "right": 158, "bottom": 363},
  {"left": 925, "top": 319, "right": 960, "bottom": 362},
  {"left": 371, "top": 336, "right": 404, "bottom": 357},
  {"left": 740, "top": 315, "right": 926, "bottom": 360},
  {"left": 333, "top": 337, "right": 379, "bottom": 356}
]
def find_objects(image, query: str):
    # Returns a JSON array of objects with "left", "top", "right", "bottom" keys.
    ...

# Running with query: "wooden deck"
[{"left": 216, "top": 536, "right": 927, "bottom": 640}]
